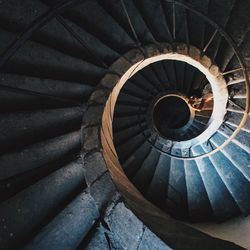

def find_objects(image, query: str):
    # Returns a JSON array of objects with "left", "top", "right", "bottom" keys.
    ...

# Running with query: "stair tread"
[
  {"left": 0, "top": 159, "right": 86, "bottom": 248},
  {"left": 0, "top": 107, "right": 83, "bottom": 152},
  {"left": 205, "top": 148, "right": 250, "bottom": 215},
  {"left": 132, "top": 148, "right": 160, "bottom": 193},
  {"left": 186, "top": 0, "right": 209, "bottom": 49},
  {"left": 116, "top": 131, "right": 150, "bottom": 163},
  {"left": 113, "top": 115, "right": 146, "bottom": 132},
  {"left": 193, "top": 146, "right": 241, "bottom": 221},
  {"left": 62, "top": 1, "right": 135, "bottom": 54},
  {"left": 114, "top": 122, "right": 147, "bottom": 146},
  {"left": 26, "top": 190, "right": 99, "bottom": 250},
  {"left": 211, "top": 133, "right": 250, "bottom": 181},
  {"left": 218, "top": 129, "right": 250, "bottom": 154},
  {"left": 216, "top": 1, "right": 250, "bottom": 70},
  {"left": 122, "top": 140, "right": 152, "bottom": 177},
  {"left": 147, "top": 154, "right": 171, "bottom": 207},
  {"left": 0, "top": 72, "right": 94, "bottom": 101},
  {"left": 184, "top": 159, "right": 214, "bottom": 222},
  {"left": 1, "top": 28, "right": 105, "bottom": 84},
  {"left": 0, "top": 130, "right": 81, "bottom": 180},
  {"left": 99, "top": 0, "right": 156, "bottom": 45},
  {"left": 134, "top": 0, "right": 173, "bottom": 42},
  {"left": 166, "top": 158, "right": 188, "bottom": 219}
]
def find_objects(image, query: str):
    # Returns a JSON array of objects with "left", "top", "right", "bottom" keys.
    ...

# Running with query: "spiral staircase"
[{"left": 0, "top": 0, "right": 249, "bottom": 249}]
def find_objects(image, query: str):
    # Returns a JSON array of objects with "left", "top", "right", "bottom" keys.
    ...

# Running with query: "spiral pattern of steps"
[
  {"left": 113, "top": 42, "right": 250, "bottom": 223},
  {"left": 0, "top": 0, "right": 249, "bottom": 249}
]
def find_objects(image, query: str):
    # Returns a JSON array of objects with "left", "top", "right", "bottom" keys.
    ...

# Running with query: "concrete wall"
[{"left": 190, "top": 215, "right": 250, "bottom": 249}]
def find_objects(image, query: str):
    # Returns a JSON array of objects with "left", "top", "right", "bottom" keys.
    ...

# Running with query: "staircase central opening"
[{"left": 153, "top": 95, "right": 191, "bottom": 137}]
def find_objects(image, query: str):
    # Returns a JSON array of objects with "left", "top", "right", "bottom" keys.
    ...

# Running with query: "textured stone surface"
[
  {"left": 0, "top": 159, "right": 86, "bottom": 248},
  {"left": 26, "top": 191, "right": 99, "bottom": 250},
  {"left": 109, "top": 56, "right": 132, "bottom": 76},
  {"left": 138, "top": 228, "right": 172, "bottom": 250},
  {"left": 83, "top": 151, "right": 108, "bottom": 186},
  {"left": 201, "top": 55, "right": 212, "bottom": 68},
  {"left": 209, "top": 65, "right": 220, "bottom": 77},
  {"left": 85, "top": 226, "right": 110, "bottom": 250},
  {"left": 99, "top": 73, "right": 120, "bottom": 90},
  {"left": 189, "top": 46, "right": 201, "bottom": 61},
  {"left": 89, "top": 172, "right": 116, "bottom": 211},
  {"left": 82, "top": 105, "right": 104, "bottom": 128},
  {"left": 0, "top": 130, "right": 81, "bottom": 180},
  {"left": 243, "top": 115, "right": 250, "bottom": 131},
  {"left": 123, "top": 48, "right": 144, "bottom": 64},
  {"left": 82, "top": 125, "right": 101, "bottom": 152},
  {"left": 144, "top": 44, "right": 160, "bottom": 58},
  {"left": 88, "top": 89, "right": 110, "bottom": 106},
  {"left": 176, "top": 43, "right": 188, "bottom": 55},
  {"left": 107, "top": 231, "right": 125, "bottom": 250},
  {"left": 105, "top": 202, "right": 144, "bottom": 250},
  {"left": 160, "top": 43, "right": 173, "bottom": 54}
]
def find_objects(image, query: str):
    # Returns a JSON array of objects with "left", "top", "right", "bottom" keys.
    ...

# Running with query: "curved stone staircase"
[
  {"left": 113, "top": 42, "right": 250, "bottom": 223},
  {"left": 0, "top": 0, "right": 249, "bottom": 249}
]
